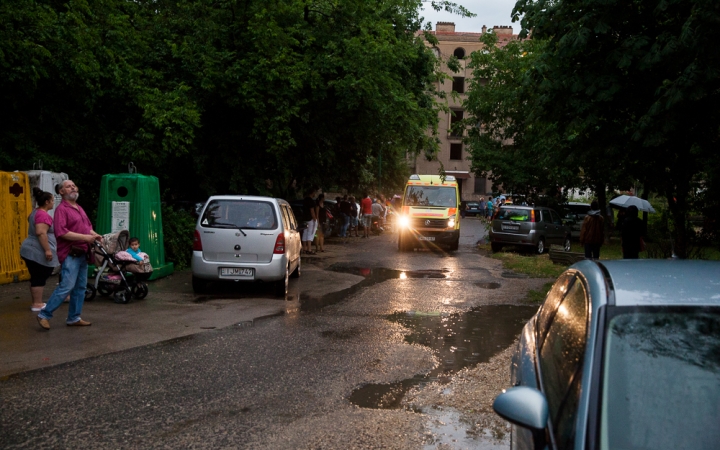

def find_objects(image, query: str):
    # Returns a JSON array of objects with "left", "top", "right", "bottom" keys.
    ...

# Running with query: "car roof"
[
  {"left": 207, "top": 195, "right": 288, "bottom": 206},
  {"left": 597, "top": 260, "right": 720, "bottom": 307}
]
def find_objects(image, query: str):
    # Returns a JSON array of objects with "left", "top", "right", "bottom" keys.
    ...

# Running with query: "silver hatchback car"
[
  {"left": 489, "top": 205, "right": 572, "bottom": 254},
  {"left": 191, "top": 196, "right": 302, "bottom": 295}
]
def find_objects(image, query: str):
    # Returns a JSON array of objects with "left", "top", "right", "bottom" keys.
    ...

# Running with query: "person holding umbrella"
[{"left": 621, "top": 205, "right": 644, "bottom": 259}]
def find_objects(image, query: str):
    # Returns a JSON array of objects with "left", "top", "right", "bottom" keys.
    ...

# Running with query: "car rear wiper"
[{"left": 212, "top": 221, "right": 247, "bottom": 236}]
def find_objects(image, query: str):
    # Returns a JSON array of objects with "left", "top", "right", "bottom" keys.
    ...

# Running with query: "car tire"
[
  {"left": 290, "top": 257, "right": 301, "bottom": 278},
  {"left": 192, "top": 276, "right": 209, "bottom": 294},
  {"left": 536, "top": 238, "right": 546, "bottom": 254},
  {"left": 449, "top": 237, "right": 459, "bottom": 251},
  {"left": 274, "top": 265, "right": 289, "bottom": 297},
  {"left": 563, "top": 236, "right": 572, "bottom": 252},
  {"left": 491, "top": 243, "right": 503, "bottom": 253}
]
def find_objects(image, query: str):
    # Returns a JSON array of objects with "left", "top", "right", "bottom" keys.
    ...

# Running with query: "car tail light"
[
  {"left": 273, "top": 233, "right": 285, "bottom": 254},
  {"left": 530, "top": 210, "right": 536, "bottom": 223},
  {"left": 193, "top": 230, "right": 202, "bottom": 251}
]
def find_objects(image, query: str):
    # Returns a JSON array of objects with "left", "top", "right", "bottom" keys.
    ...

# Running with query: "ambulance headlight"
[
  {"left": 447, "top": 218, "right": 456, "bottom": 228},
  {"left": 398, "top": 216, "right": 410, "bottom": 228}
]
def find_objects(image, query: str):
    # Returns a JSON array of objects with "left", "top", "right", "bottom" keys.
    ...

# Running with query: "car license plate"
[
  {"left": 501, "top": 224, "right": 520, "bottom": 231},
  {"left": 418, "top": 236, "right": 435, "bottom": 241},
  {"left": 220, "top": 268, "right": 254, "bottom": 277}
]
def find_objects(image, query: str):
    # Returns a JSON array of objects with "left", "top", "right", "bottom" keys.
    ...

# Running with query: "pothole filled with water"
[{"left": 348, "top": 304, "right": 537, "bottom": 409}]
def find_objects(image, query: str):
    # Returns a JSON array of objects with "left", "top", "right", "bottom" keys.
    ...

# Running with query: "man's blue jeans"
[
  {"left": 38, "top": 255, "right": 88, "bottom": 324},
  {"left": 340, "top": 214, "right": 350, "bottom": 237}
]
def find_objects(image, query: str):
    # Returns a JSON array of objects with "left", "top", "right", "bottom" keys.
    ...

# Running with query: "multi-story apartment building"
[{"left": 411, "top": 22, "right": 517, "bottom": 201}]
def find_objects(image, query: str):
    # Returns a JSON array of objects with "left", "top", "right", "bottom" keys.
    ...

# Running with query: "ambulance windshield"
[{"left": 403, "top": 186, "right": 456, "bottom": 207}]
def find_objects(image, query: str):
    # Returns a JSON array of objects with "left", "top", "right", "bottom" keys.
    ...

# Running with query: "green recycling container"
[{"left": 96, "top": 173, "right": 174, "bottom": 280}]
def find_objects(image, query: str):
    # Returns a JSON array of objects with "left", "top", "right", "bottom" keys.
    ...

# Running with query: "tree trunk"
[{"left": 666, "top": 182, "right": 689, "bottom": 259}]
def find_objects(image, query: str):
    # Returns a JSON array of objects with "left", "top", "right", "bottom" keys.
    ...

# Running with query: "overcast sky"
[{"left": 420, "top": 0, "right": 521, "bottom": 33}]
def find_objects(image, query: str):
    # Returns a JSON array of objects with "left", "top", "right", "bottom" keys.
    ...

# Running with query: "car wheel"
[
  {"left": 85, "top": 284, "right": 97, "bottom": 301},
  {"left": 290, "top": 256, "right": 301, "bottom": 278},
  {"left": 491, "top": 243, "right": 503, "bottom": 253},
  {"left": 536, "top": 238, "right": 545, "bottom": 254},
  {"left": 192, "top": 276, "right": 209, "bottom": 294},
  {"left": 398, "top": 234, "right": 406, "bottom": 251},
  {"left": 450, "top": 237, "right": 459, "bottom": 251},
  {"left": 563, "top": 236, "right": 572, "bottom": 252},
  {"left": 274, "top": 265, "right": 289, "bottom": 297}
]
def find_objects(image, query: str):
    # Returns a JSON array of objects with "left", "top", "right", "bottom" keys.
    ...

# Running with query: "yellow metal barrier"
[{"left": 0, "top": 171, "right": 31, "bottom": 284}]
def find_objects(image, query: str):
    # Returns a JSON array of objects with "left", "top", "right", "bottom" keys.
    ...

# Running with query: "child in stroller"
[{"left": 85, "top": 230, "right": 153, "bottom": 304}]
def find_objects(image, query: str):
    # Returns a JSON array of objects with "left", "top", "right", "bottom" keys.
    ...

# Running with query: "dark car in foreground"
[{"left": 493, "top": 260, "right": 720, "bottom": 450}]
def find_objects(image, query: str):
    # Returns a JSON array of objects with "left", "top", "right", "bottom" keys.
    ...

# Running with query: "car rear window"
[
  {"left": 200, "top": 200, "right": 278, "bottom": 230},
  {"left": 496, "top": 208, "right": 531, "bottom": 221},
  {"left": 600, "top": 308, "right": 720, "bottom": 450}
]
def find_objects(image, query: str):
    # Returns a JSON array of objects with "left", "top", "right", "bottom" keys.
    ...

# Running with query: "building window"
[
  {"left": 450, "top": 144, "right": 462, "bottom": 160},
  {"left": 452, "top": 77, "right": 465, "bottom": 93},
  {"left": 449, "top": 109, "right": 464, "bottom": 138},
  {"left": 454, "top": 47, "right": 466, "bottom": 58},
  {"left": 474, "top": 177, "right": 487, "bottom": 194}
]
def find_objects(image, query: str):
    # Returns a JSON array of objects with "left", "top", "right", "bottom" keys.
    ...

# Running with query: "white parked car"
[{"left": 191, "top": 196, "right": 302, "bottom": 295}]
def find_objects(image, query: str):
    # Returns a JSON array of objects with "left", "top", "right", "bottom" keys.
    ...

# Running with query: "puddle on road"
[
  {"left": 348, "top": 304, "right": 537, "bottom": 409},
  {"left": 475, "top": 282, "right": 501, "bottom": 289},
  {"left": 423, "top": 407, "right": 509, "bottom": 449},
  {"left": 299, "top": 265, "right": 451, "bottom": 311}
]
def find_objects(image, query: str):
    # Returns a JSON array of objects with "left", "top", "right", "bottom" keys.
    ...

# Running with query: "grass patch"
[
  {"left": 478, "top": 242, "right": 566, "bottom": 279},
  {"left": 526, "top": 281, "right": 555, "bottom": 304}
]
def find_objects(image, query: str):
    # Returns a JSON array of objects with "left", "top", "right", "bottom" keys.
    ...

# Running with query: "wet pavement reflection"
[
  {"left": 299, "top": 264, "right": 450, "bottom": 311},
  {"left": 348, "top": 305, "right": 537, "bottom": 409}
]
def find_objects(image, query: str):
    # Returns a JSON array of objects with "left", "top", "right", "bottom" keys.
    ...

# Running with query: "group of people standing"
[
  {"left": 579, "top": 201, "right": 645, "bottom": 260},
  {"left": 300, "top": 189, "right": 390, "bottom": 254},
  {"left": 20, "top": 180, "right": 103, "bottom": 330}
]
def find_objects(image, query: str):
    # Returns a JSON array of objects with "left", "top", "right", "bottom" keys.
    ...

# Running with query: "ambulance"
[{"left": 396, "top": 174, "right": 460, "bottom": 251}]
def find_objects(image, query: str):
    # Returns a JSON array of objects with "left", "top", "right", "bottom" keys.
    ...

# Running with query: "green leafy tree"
[{"left": 512, "top": 0, "right": 720, "bottom": 257}]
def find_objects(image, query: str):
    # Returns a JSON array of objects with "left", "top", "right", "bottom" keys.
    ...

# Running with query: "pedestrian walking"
[
  {"left": 349, "top": 196, "right": 359, "bottom": 237},
  {"left": 339, "top": 195, "right": 352, "bottom": 237},
  {"left": 486, "top": 196, "right": 494, "bottom": 219},
  {"left": 20, "top": 188, "right": 59, "bottom": 312},
  {"left": 460, "top": 201, "right": 467, "bottom": 219},
  {"left": 621, "top": 205, "right": 644, "bottom": 259},
  {"left": 301, "top": 187, "right": 318, "bottom": 255},
  {"left": 36, "top": 180, "right": 102, "bottom": 330},
  {"left": 315, "top": 193, "right": 326, "bottom": 252},
  {"left": 360, "top": 192, "right": 373, "bottom": 238},
  {"left": 579, "top": 201, "right": 604, "bottom": 259},
  {"left": 478, "top": 197, "right": 486, "bottom": 221}
]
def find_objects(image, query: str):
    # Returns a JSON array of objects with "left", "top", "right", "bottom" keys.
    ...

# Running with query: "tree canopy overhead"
[
  {"left": 1, "top": 0, "right": 472, "bottom": 200},
  {"left": 464, "top": 0, "right": 720, "bottom": 256}
]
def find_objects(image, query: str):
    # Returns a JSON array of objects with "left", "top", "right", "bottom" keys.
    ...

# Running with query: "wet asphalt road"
[{"left": 0, "top": 218, "right": 548, "bottom": 449}]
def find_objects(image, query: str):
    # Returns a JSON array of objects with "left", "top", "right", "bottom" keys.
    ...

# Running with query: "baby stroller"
[{"left": 85, "top": 230, "right": 153, "bottom": 304}]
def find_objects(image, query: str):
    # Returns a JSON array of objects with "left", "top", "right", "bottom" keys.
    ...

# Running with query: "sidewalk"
[{"left": 0, "top": 270, "right": 297, "bottom": 378}]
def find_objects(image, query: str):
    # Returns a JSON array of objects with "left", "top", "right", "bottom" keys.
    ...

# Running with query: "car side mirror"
[{"left": 493, "top": 385, "right": 548, "bottom": 432}]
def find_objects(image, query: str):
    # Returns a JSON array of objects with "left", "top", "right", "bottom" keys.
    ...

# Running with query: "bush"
[{"left": 162, "top": 204, "right": 196, "bottom": 270}]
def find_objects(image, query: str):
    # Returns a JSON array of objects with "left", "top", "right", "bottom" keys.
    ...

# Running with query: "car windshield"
[
  {"left": 496, "top": 208, "right": 531, "bottom": 221},
  {"left": 403, "top": 186, "right": 456, "bottom": 207},
  {"left": 600, "top": 308, "right": 720, "bottom": 450},
  {"left": 200, "top": 200, "right": 278, "bottom": 230}
]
